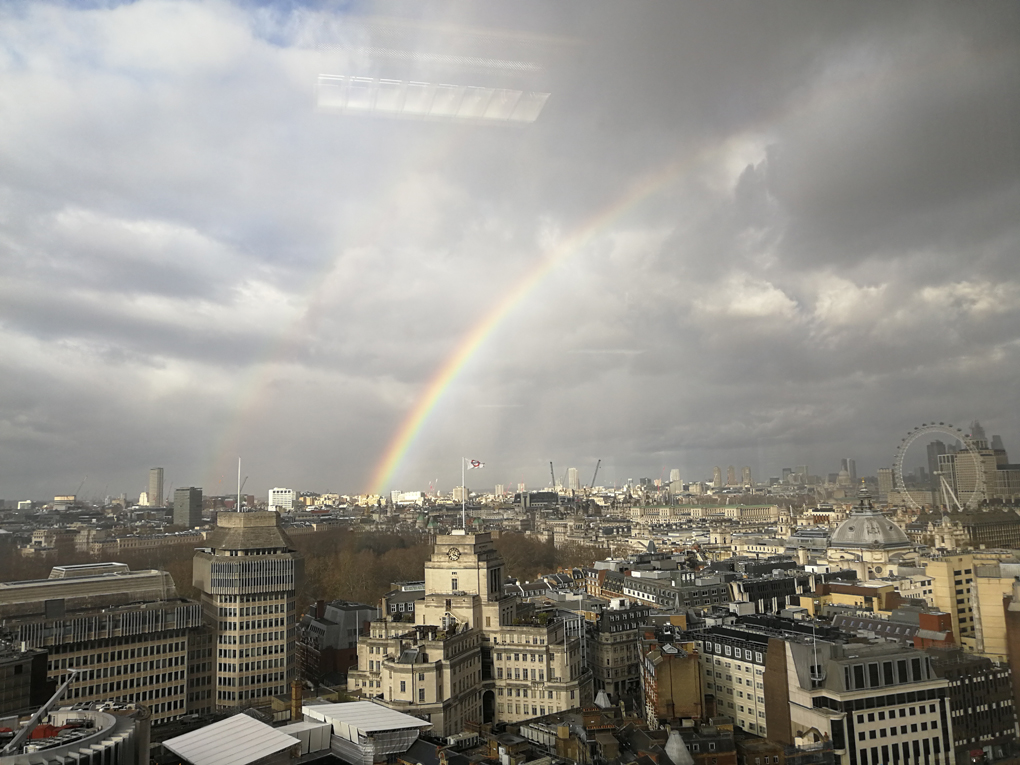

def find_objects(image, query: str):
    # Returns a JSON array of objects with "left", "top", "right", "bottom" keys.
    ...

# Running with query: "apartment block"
[
  {"left": 694, "top": 626, "right": 770, "bottom": 737},
  {"left": 587, "top": 597, "right": 650, "bottom": 700}
]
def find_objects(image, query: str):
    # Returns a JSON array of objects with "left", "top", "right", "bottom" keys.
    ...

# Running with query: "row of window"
[
  {"left": 216, "top": 658, "right": 285, "bottom": 672},
  {"left": 218, "top": 617, "right": 287, "bottom": 631},
  {"left": 218, "top": 644, "right": 284, "bottom": 659},
  {"left": 857, "top": 737, "right": 942, "bottom": 765},
  {"left": 496, "top": 652, "right": 546, "bottom": 663},
  {"left": 217, "top": 603, "right": 288, "bottom": 617},
  {"left": 216, "top": 685, "right": 286, "bottom": 700},
  {"left": 857, "top": 704, "right": 937, "bottom": 724},
  {"left": 49, "top": 640, "right": 185, "bottom": 670},
  {"left": 217, "top": 671, "right": 285, "bottom": 686},
  {"left": 497, "top": 668, "right": 545, "bottom": 681},
  {"left": 217, "top": 630, "right": 292, "bottom": 644}
]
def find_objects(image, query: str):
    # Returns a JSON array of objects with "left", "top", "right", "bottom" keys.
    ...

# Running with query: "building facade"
[
  {"left": 765, "top": 638, "right": 954, "bottom": 765},
  {"left": 268, "top": 487, "right": 295, "bottom": 511},
  {"left": 0, "top": 562, "right": 206, "bottom": 724},
  {"left": 928, "top": 649, "right": 1017, "bottom": 764}
]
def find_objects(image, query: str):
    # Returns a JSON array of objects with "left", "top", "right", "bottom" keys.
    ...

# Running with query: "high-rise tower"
[
  {"left": 148, "top": 467, "right": 164, "bottom": 507},
  {"left": 174, "top": 487, "right": 203, "bottom": 528},
  {"left": 193, "top": 511, "right": 303, "bottom": 710}
]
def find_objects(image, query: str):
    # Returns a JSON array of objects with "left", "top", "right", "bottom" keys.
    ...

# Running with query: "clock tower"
[{"left": 418, "top": 531, "right": 513, "bottom": 631}]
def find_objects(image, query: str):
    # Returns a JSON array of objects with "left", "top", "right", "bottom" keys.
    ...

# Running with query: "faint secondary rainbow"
[
  {"left": 200, "top": 125, "right": 475, "bottom": 494},
  {"left": 367, "top": 149, "right": 707, "bottom": 495}
]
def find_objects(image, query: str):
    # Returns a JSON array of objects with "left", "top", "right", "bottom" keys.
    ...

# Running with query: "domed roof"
[{"left": 830, "top": 492, "right": 911, "bottom": 550}]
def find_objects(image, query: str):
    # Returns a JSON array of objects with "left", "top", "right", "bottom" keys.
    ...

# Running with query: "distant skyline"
[{"left": 0, "top": 2, "right": 1018, "bottom": 501}]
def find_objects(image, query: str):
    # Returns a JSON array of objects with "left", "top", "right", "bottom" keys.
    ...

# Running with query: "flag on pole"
[{"left": 467, "top": 459, "right": 485, "bottom": 469}]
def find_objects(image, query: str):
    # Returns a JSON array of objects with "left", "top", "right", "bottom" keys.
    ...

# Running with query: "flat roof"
[
  {"left": 163, "top": 713, "right": 299, "bottom": 765},
  {"left": 303, "top": 701, "right": 432, "bottom": 733}
]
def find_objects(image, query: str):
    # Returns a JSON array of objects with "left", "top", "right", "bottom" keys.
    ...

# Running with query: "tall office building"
[
  {"left": 713, "top": 466, "right": 723, "bottom": 487},
  {"left": 669, "top": 469, "right": 681, "bottom": 483},
  {"left": 0, "top": 562, "right": 208, "bottom": 723},
  {"left": 567, "top": 467, "right": 580, "bottom": 492},
  {"left": 726, "top": 466, "right": 737, "bottom": 486},
  {"left": 841, "top": 458, "right": 857, "bottom": 483},
  {"left": 193, "top": 511, "right": 303, "bottom": 710},
  {"left": 877, "top": 468, "right": 894, "bottom": 501},
  {"left": 148, "top": 467, "right": 164, "bottom": 507},
  {"left": 741, "top": 466, "right": 752, "bottom": 486},
  {"left": 970, "top": 420, "right": 988, "bottom": 447},
  {"left": 174, "top": 487, "right": 203, "bottom": 528}
]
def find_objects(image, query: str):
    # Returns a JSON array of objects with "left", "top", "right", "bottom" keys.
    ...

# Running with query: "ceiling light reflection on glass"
[{"left": 317, "top": 75, "right": 550, "bottom": 123}]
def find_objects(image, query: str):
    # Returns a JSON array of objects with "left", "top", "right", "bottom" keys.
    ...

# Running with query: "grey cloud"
[{"left": 0, "top": 0, "right": 1018, "bottom": 498}]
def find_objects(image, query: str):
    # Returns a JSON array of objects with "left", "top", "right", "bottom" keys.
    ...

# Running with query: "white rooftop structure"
[
  {"left": 162, "top": 713, "right": 300, "bottom": 765},
  {"left": 302, "top": 701, "right": 431, "bottom": 765}
]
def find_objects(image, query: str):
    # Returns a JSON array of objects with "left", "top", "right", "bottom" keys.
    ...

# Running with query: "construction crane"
[
  {"left": 590, "top": 459, "right": 601, "bottom": 489},
  {"left": 549, "top": 461, "right": 557, "bottom": 493}
]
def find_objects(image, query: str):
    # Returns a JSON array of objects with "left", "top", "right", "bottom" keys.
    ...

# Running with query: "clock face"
[{"left": 448, "top": 547, "right": 461, "bottom": 561}]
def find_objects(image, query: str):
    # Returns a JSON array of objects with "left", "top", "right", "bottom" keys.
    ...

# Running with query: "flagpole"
[{"left": 461, "top": 457, "right": 466, "bottom": 530}]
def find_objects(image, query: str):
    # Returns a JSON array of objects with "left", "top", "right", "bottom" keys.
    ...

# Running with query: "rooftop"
[{"left": 162, "top": 712, "right": 300, "bottom": 765}]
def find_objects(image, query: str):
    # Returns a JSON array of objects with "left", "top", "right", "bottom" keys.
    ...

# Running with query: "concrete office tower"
[
  {"left": 148, "top": 467, "right": 164, "bottom": 507},
  {"left": 841, "top": 458, "right": 857, "bottom": 483},
  {"left": 494, "top": 484, "right": 504, "bottom": 498},
  {"left": 0, "top": 562, "right": 209, "bottom": 723},
  {"left": 567, "top": 467, "right": 580, "bottom": 492},
  {"left": 669, "top": 469, "right": 681, "bottom": 483},
  {"left": 713, "top": 466, "right": 723, "bottom": 487},
  {"left": 726, "top": 466, "right": 736, "bottom": 486},
  {"left": 268, "top": 487, "right": 295, "bottom": 511},
  {"left": 174, "top": 487, "right": 203, "bottom": 528},
  {"left": 742, "top": 466, "right": 752, "bottom": 486},
  {"left": 193, "top": 511, "right": 303, "bottom": 711}
]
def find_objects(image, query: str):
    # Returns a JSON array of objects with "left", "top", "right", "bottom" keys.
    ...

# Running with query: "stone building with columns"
[{"left": 347, "top": 531, "right": 592, "bottom": 735}]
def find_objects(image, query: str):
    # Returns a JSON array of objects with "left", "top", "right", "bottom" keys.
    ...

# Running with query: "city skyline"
[
  {"left": 0, "top": 2, "right": 1018, "bottom": 501},
  {"left": 10, "top": 426, "right": 1015, "bottom": 504}
]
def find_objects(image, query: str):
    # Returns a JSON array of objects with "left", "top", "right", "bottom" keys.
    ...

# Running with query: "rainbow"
[{"left": 366, "top": 148, "right": 714, "bottom": 495}]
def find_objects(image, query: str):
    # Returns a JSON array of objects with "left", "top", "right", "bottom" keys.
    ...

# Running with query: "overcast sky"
[{"left": 1, "top": 1, "right": 1019, "bottom": 501}]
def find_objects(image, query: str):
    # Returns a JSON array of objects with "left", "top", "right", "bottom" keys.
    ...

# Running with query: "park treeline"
[{"left": 0, "top": 528, "right": 608, "bottom": 611}]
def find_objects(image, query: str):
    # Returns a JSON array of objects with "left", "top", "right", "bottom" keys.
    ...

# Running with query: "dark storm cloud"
[{"left": 0, "top": 0, "right": 1018, "bottom": 499}]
